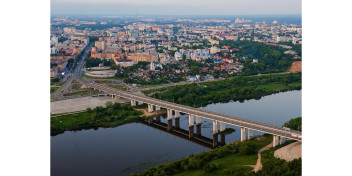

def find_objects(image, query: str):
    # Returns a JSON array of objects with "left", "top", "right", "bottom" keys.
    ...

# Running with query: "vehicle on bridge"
[{"left": 283, "top": 127, "right": 291, "bottom": 131}]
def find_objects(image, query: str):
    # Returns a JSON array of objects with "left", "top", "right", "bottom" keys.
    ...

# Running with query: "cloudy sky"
[{"left": 51, "top": 0, "right": 301, "bottom": 15}]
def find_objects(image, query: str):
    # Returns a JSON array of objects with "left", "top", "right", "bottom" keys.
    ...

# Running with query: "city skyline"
[{"left": 51, "top": 0, "right": 301, "bottom": 15}]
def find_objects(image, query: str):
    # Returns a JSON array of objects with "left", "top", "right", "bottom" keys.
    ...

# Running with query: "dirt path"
[
  {"left": 253, "top": 142, "right": 273, "bottom": 172},
  {"left": 134, "top": 108, "right": 166, "bottom": 117}
]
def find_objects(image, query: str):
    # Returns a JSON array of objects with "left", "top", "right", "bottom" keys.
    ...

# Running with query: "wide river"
[{"left": 51, "top": 90, "right": 301, "bottom": 176}]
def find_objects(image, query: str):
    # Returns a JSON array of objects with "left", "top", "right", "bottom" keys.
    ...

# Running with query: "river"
[{"left": 51, "top": 90, "right": 301, "bottom": 176}]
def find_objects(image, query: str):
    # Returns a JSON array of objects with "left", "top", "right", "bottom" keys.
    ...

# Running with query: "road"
[
  {"left": 51, "top": 43, "right": 302, "bottom": 142},
  {"left": 50, "top": 43, "right": 93, "bottom": 100}
]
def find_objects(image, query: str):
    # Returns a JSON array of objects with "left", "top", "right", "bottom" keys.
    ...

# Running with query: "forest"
[
  {"left": 144, "top": 72, "right": 302, "bottom": 107},
  {"left": 220, "top": 40, "right": 300, "bottom": 75}
]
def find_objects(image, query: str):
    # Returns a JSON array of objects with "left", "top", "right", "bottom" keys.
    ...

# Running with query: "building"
[
  {"left": 95, "top": 41, "right": 106, "bottom": 51},
  {"left": 50, "top": 37, "right": 58, "bottom": 45},
  {"left": 175, "top": 52, "right": 183, "bottom": 61},
  {"left": 115, "top": 59, "right": 134, "bottom": 67},
  {"left": 50, "top": 48, "right": 58, "bottom": 55},
  {"left": 127, "top": 53, "right": 157, "bottom": 63},
  {"left": 50, "top": 67, "right": 58, "bottom": 78}
]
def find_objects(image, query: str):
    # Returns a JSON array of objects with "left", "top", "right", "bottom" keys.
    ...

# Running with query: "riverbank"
[
  {"left": 131, "top": 134, "right": 273, "bottom": 176},
  {"left": 142, "top": 72, "right": 301, "bottom": 108},
  {"left": 274, "top": 142, "right": 302, "bottom": 162},
  {"left": 51, "top": 96, "right": 130, "bottom": 114},
  {"left": 50, "top": 102, "right": 165, "bottom": 136}
]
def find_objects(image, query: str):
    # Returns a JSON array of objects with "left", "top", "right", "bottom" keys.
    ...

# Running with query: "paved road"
[
  {"left": 50, "top": 44, "right": 92, "bottom": 100},
  {"left": 52, "top": 43, "right": 302, "bottom": 142}
]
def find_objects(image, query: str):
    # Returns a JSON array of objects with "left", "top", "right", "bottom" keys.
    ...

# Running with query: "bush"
[
  {"left": 238, "top": 141, "right": 257, "bottom": 155},
  {"left": 203, "top": 163, "right": 220, "bottom": 173},
  {"left": 223, "top": 169, "right": 233, "bottom": 175}
]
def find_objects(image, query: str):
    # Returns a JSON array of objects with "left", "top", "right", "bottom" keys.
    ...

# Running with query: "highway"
[
  {"left": 53, "top": 43, "right": 302, "bottom": 142},
  {"left": 50, "top": 43, "right": 92, "bottom": 100}
]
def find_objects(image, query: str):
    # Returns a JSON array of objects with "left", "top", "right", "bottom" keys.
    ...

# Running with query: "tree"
[{"left": 238, "top": 141, "right": 256, "bottom": 155}]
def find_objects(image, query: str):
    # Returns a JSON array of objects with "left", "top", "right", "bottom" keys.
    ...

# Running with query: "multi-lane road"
[{"left": 52, "top": 43, "right": 302, "bottom": 142}]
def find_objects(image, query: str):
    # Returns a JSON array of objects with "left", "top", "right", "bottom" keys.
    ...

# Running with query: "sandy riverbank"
[
  {"left": 51, "top": 96, "right": 129, "bottom": 114},
  {"left": 274, "top": 141, "right": 302, "bottom": 162}
]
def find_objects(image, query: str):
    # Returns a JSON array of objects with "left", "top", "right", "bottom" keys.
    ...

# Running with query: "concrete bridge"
[
  {"left": 66, "top": 44, "right": 302, "bottom": 148},
  {"left": 74, "top": 73, "right": 301, "bottom": 148}
]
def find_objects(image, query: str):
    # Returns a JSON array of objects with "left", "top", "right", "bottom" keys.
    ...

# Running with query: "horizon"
[{"left": 51, "top": 0, "right": 301, "bottom": 16}]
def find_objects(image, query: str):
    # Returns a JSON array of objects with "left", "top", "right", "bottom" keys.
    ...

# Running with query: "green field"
[
  {"left": 50, "top": 86, "right": 60, "bottom": 93},
  {"left": 174, "top": 154, "right": 258, "bottom": 176},
  {"left": 131, "top": 134, "right": 272, "bottom": 176},
  {"left": 111, "top": 85, "right": 127, "bottom": 91}
]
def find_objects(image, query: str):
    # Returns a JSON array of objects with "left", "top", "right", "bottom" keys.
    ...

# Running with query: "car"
[
  {"left": 297, "top": 135, "right": 302, "bottom": 139},
  {"left": 283, "top": 127, "right": 291, "bottom": 131},
  {"left": 291, "top": 133, "right": 298, "bottom": 137}
]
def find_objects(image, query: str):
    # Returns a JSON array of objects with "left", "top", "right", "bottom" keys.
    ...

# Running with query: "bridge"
[{"left": 52, "top": 44, "right": 302, "bottom": 148}]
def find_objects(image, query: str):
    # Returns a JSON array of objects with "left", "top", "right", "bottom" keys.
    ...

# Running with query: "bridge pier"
[
  {"left": 167, "top": 109, "right": 173, "bottom": 131},
  {"left": 148, "top": 118, "right": 153, "bottom": 124},
  {"left": 279, "top": 137, "right": 286, "bottom": 145},
  {"left": 248, "top": 129, "right": 253, "bottom": 139},
  {"left": 189, "top": 114, "right": 194, "bottom": 138},
  {"left": 213, "top": 120, "right": 218, "bottom": 148},
  {"left": 155, "top": 105, "right": 160, "bottom": 111},
  {"left": 174, "top": 111, "right": 180, "bottom": 129},
  {"left": 219, "top": 122, "right": 226, "bottom": 145},
  {"left": 240, "top": 127, "right": 247, "bottom": 142},
  {"left": 131, "top": 99, "right": 136, "bottom": 106},
  {"left": 148, "top": 104, "right": 154, "bottom": 113},
  {"left": 273, "top": 135, "right": 280, "bottom": 147},
  {"left": 196, "top": 116, "right": 201, "bottom": 136},
  {"left": 175, "top": 111, "right": 180, "bottom": 118}
]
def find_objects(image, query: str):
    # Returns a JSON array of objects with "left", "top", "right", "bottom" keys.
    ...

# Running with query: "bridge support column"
[
  {"left": 148, "top": 118, "right": 153, "bottom": 124},
  {"left": 273, "top": 135, "right": 280, "bottom": 147},
  {"left": 175, "top": 117, "right": 180, "bottom": 129},
  {"left": 167, "top": 109, "right": 173, "bottom": 131},
  {"left": 175, "top": 111, "right": 180, "bottom": 118},
  {"left": 148, "top": 104, "right": 154, "bottom": 113},
  {"left": 189, "top": 114, "right": 194, "bottom": 138},
  {"left": 131, "top": 100, "right": 136, "bottom": 106},
  {"left": 155, "top": 105, "right": 160, "bottom": 111},
  {"left": 241, "top": 127, "right": 247, "bottom": 142},
  {"left": 174, "top": 111, "right": 180, "bottom": 129},
  {"left": 248, "top": 129, "right": 253, "bottom": 139},
  {"left": 279, "top": 137, "right": 286, "bottom": 145},
  {"left": 196, "top": 116, "right": 201, "bottom": 136},
  {"left": 213, "top": 120, "right": 218, "bottom": 148},
  {"left": 219, "top": 122, "right": 226, "bottom": 146}
]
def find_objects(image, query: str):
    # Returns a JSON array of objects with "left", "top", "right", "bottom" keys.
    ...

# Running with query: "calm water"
[{"left": 51, "top": 90, "right": 301, "bottom": 176}]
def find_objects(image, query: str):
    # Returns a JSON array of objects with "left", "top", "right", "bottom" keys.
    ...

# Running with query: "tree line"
[{"left": 146, "top": 73, "right": 302, "bottom": 107}]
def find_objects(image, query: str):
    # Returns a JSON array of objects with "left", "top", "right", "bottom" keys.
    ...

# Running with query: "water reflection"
[{"left": 51, "top": 90, "right": 301, "bottom": 176}]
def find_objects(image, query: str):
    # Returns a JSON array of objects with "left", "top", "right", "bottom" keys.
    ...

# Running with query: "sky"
[{"left": 51, "top": 0, "right": 301, "bottom": 15}]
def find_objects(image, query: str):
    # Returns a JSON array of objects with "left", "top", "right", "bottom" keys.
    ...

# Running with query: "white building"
[
  {"left": 210, "top": 46, "right": 220, "bottom": 54},
  {"left": 175, "top": 52, "right": 183, "bottom": 61},
  {"left": 50, "top": 48, "right": 58, "bottom": 54},
  {"left": 50, "top": 37, "right": 58, "bottom": 45}
]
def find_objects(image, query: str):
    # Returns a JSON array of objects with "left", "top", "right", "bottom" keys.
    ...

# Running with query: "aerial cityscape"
[{"left": 50, "top": 1, "right": 302, "bottom": 176}]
